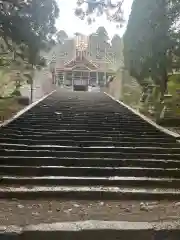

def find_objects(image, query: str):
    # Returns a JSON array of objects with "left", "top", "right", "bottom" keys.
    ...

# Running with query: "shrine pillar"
[
  {"left": 72, "top": 72, "right": 74, "bottom": 91},
  {"left": 104, "top": 72, "right": 107, "bottom": 85},
  {"left": 63, "top": 72, "right": 66, "bottom": 86},
  {"left": 88, "top": 71, "right": 90, "bottom": 86},
  {"left": 96, "top": 72, "right": 99, "bottom": 85}
]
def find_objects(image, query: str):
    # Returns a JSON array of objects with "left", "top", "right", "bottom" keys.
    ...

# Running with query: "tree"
[
  {"left": 111, "top": 34, "right": 121, "bottom": 58},
  {"left": 123, "top": 0, "right": 152, "bottom": 87},
  {"left": 96, "top": 26, "right": 109, "bottom": 42},
  {"left": 111, "top": 34, "right": 121, "bottom": 45},
  {"left": 45, "top": 39, "right": 57, "bottom": 52},
  {"left": 75, "top": 0, "right": 124, "bottom": 27},
  {"left": 123, "top": 0, "right": 180, "bottom": 99},
  {"left": 21, "top": 43, "right": 47, "bottom": 103},
  {"left": 0, "top": 0, "right": 59, "bottom": 101},
  {"left": 75, "top": 0, "right": 180, "bottom": 101},
  {"left": 56, "top": 30, "right": 68, "bottom": 44},
  {"left": 88, "top": 27, "right": 110, "bottom": 59},
  {"left": 0, "top": 0, "right": 59, "bottom": 66}
]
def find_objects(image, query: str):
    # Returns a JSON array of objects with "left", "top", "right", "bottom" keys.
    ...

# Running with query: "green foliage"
[
  {"left": 11, "top": 89, "right": 21, "bottom": 97},
  {"left": 122, "top": 85, "right": 141, "bottom": 108},
  {"left": 0, "top": 0, "right": 59, "bottom": 66},
  {"left": 168, "top": 74, "right": 180, "bottom": 85},
  {"left": 23, "top": 73, "right": 33, "bottom": 85},
  {"left": 111, "top": 34, "right": 121, "bottom": 59},
  {"left": 160, "top": 75, "right": 180, "bottom": 121},
  {"left": 0, "top": 0, "right": 59, "bottom": 99},
  {"left": 75, "top": 0, "right": 124, "bottom": 27},
  {"left": 123, "top": 0, "right": 180, "bottom": 99},
  {"left": 168, "top": 74, "right": 180, "bottom": 100}
]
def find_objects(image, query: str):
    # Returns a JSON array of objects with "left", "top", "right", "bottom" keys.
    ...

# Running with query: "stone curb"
[
  {"left": 0, "top": 221, "right": 180, "bottom": 239},
  {"left": 0, "top": 90, "right": 56, "bottom": 128},
  {"left": 104, "top": 92, "right": 180, "bottom": 139}
]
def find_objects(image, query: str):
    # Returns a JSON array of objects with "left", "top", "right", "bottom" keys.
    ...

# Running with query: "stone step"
[
  {"left": 9, "top": 121, "right": 158, "bottom": 127},
  {"left": 10, "top": 119, "right": 153, "bottom": 125},
  {"left": 15, "top": 118, "right": 152, "bottom": 124},
  {"left": 2, "top": 127, "right": 168, "bottom": 136},
  {"left": 0, "top": 134, "right": 174, "bottom": 142},
  {"left": 0, "top": 145, "right": 179, "bottom": 154},
  {"left": 1, "top": 165, "right": 180, "bottom": 178},
  {"left": 0, "top": 185, "right": 180, "bottom": 200},
  {"left": 0, "top": 140, "right": 178, "bottom": 148},
  {"left": 0, "top": 149, "right": 179, "bottom": 159},
  {"left": 0, "top": 157, "right": 180, "bottom": 168},
  {"left": 1, "top": 176, "right": 180, "bottom": 188}
]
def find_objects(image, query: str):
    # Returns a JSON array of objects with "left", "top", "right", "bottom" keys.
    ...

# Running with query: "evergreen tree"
[{"left": 123, "top": 0, "right": 180, "bottom": 97}]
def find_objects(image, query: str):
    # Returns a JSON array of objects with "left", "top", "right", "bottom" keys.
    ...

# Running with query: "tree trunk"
[
  {"left": 30, "top": 64, "right": 34, "bottom": 103},
  {"left": 160, "top": 67, "right": 168, "bottom": 102}
]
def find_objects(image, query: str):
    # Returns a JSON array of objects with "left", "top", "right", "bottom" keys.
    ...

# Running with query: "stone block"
[{"left": 17, "top": 96, "right": 30, "bottom": 106}]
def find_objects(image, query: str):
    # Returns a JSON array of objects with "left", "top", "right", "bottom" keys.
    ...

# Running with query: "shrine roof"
[{"left": 55, "top": 55, "right": 115, "bottom": 73}]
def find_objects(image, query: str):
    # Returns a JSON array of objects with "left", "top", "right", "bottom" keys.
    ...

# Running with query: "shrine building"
[{"left": 49, "top": 34, "right": 117, "bottom": 91}]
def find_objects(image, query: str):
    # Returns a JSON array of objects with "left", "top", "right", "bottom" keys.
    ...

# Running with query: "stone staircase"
[{"left": 0, "top": 90, "right": 180, "bottom": 199}]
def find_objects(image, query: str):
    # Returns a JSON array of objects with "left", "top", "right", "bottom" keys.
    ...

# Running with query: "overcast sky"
[{"left": 56, "top": 0, "right": 133, "bottom": 39}]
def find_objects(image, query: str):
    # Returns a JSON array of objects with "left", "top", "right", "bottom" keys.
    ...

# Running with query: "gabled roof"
[{"left": 64, "top": 55, "right": 98, "bottom": 70}]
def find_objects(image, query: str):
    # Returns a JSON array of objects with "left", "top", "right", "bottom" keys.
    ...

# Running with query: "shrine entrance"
[
  {"left": 73, "top": 71, "right": 88, "bottom": 91},
  {"left": 73, "top": 85, "right": 88, "bottom": 91}
]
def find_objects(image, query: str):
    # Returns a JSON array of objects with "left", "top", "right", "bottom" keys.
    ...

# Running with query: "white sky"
[{"left": 56, "top": 0, "right": 133, "bottom": 39}]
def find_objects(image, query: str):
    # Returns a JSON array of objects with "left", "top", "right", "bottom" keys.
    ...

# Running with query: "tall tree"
[
  {"left": 56, "top": 30, "right": 68, "bottom": 44},
  {"left": 0, "top": 0, "right": 59, "bottom": 66},
  {"left": 123, "top": 0, "right": 180, "bottom": 98},
  {"left": 111, "top": 34, "right": 121, "bottom": 45},
  {"left": 90, "top": 27, "right": 110, "bottom": 58},
  {"left": 96, "top": 26, "right": 109, "bottom": 42},
  {"left": 111, "top": 34, "right": 121, "bottom": 58}
]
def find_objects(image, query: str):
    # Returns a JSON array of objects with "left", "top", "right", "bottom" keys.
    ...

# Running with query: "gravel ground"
[{"left": 1, "top": 200, "right": 180, "bottom": 226}]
